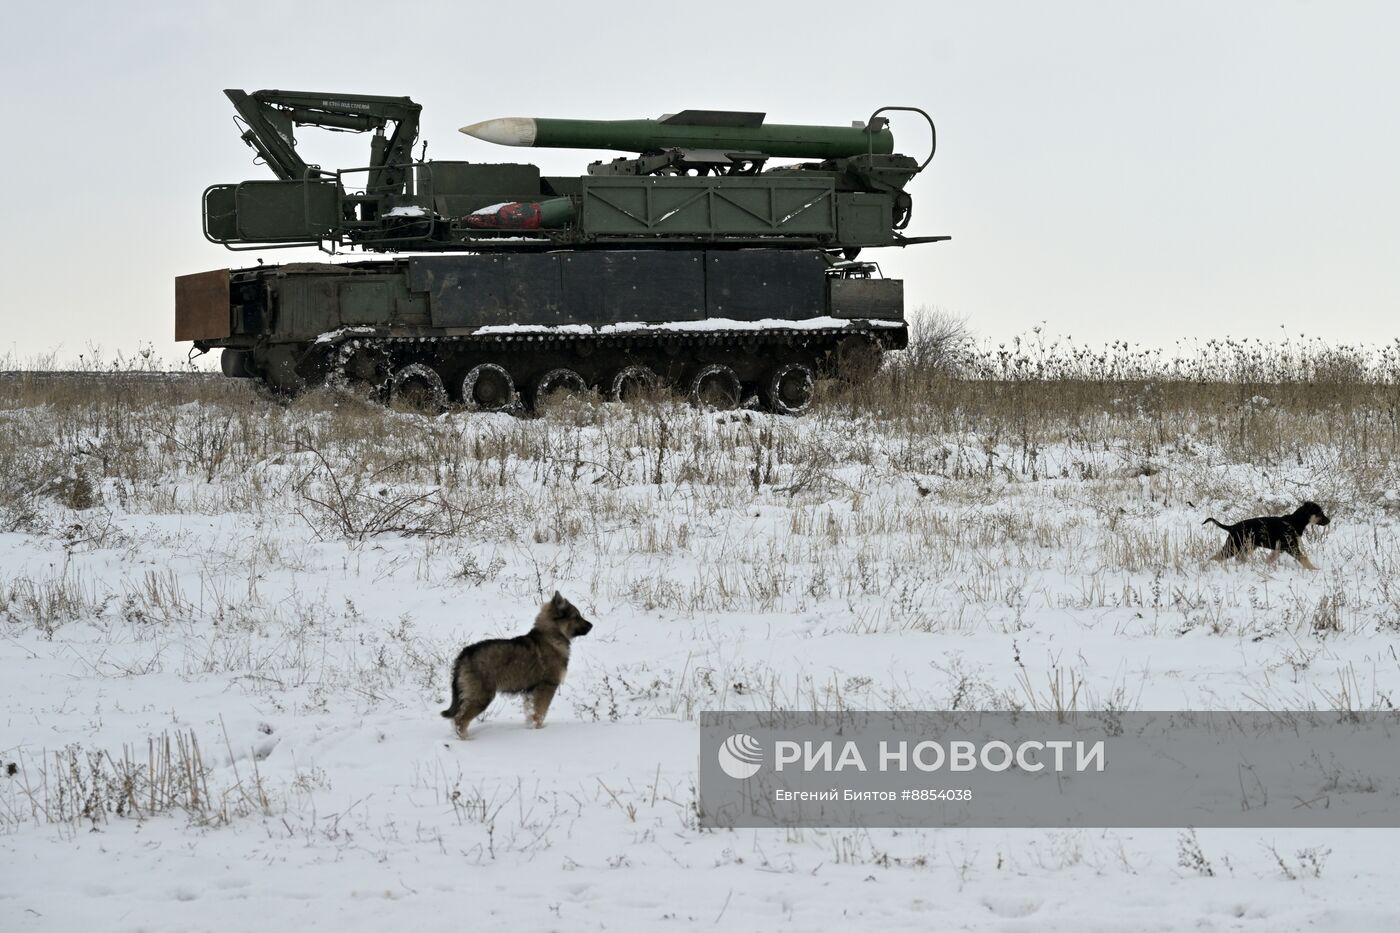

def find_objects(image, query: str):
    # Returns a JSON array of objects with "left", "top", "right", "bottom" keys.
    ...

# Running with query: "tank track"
[{"left": 280, "top": 322, "right": 903, "bottom": 414}]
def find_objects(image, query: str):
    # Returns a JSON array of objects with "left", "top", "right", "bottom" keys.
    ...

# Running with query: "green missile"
[{"left": 459, "top": 110, "right": 894, "bottom": 160}]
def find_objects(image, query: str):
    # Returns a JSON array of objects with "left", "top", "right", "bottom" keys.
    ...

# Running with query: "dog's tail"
[
  {"left": 441, "top": 653, "right": 463, "bottom": 719},
  {"left": 1201, "top": 517, "right": 1230, "bottom": 531}
]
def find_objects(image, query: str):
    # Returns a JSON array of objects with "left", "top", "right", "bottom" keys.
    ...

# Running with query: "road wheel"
[
  {"left": 688, "top": 364, "right": 742, "bottom": 410},
  {"left": 531, "top": 368, "right": 588, "bottom": 409},
  {"left": 328, "top": 341, "right": 390, "bottom": 396},
  {"left": 760, "top": 361, "right": 815, "bottom": 415},
  {"left": 610, "top": 364, "right": 661, "bottom": 402},
  {"left": 387, "top": 363, "right": 449, "bottom": 413},
  {"left": 460, "top": 363, "right": 517, "bottom": 412}
]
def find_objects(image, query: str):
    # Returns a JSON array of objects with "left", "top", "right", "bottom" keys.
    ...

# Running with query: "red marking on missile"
[{"left": 465, "top": 202, "right": 543, "bottom": 230}]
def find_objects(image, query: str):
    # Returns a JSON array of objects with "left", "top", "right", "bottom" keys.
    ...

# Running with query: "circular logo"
[{"left": 717, "top": 733, "right": 763, "bottom": 779}]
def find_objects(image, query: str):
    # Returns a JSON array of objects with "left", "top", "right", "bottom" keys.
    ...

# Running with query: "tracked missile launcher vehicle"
[{"left": 176, "top": 90, "right": 947, "bottom": 412}]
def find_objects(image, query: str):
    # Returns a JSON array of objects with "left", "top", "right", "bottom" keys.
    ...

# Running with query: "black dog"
[{"left": 1203, "top": 501, "right": 1330, "bottom": 570}]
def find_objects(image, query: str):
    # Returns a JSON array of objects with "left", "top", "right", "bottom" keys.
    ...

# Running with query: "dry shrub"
[
  {"left": 818, "top": 324, "right": 1400, "bottom": 507},
  {"left": 1, "top": 730, "right": 272, "bottom": 831}
]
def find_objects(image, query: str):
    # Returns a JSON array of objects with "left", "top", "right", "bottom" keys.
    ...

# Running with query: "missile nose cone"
[{"left": 459, "top": 117, "right": 537, "bottom": 147}]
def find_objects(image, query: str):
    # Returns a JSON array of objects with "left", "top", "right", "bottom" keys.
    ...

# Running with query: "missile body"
[{"left": 460, "top": 112, "right": 893, "bottom": 160}]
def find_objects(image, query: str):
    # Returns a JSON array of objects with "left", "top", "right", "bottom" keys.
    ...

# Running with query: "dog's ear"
[{"left": 551, "top": 591, "right": 566, "bottom": 610}]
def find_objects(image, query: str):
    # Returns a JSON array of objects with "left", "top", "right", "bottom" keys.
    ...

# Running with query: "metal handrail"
[{"left": 867, "top": 106, "right": 936, "bottom": 170}]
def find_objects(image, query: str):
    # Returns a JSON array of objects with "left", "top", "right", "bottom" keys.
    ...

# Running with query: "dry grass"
[
  {"left": 822, "top": 315, "right": 1400, "bottom": 478},
  {"left": 6, "top": 324, "right": 1397, "bottom": 496},
  {"left": 1, "top": 728, "right": 274, "bottom": 832},
  {"left": 3, "top": 327, "right": 1397, "bottom": 661}
]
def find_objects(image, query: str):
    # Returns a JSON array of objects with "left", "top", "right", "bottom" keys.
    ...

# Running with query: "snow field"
[{"left": 2, "top": 371, "right": 1399, "bottom": 930}]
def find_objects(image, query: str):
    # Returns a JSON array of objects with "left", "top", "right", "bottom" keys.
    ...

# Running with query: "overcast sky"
[{"left": 1, "top": 1, "right": 1396, "bottom": 362}]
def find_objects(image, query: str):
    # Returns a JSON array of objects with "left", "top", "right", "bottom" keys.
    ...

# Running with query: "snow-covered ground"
[{"left": 2, "top": 377, "right": 1398, "bottom": 931}]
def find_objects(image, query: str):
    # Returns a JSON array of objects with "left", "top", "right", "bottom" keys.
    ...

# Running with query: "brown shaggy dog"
[{"left": 441, "top": 592, "right": 593, "bottom": 739}]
